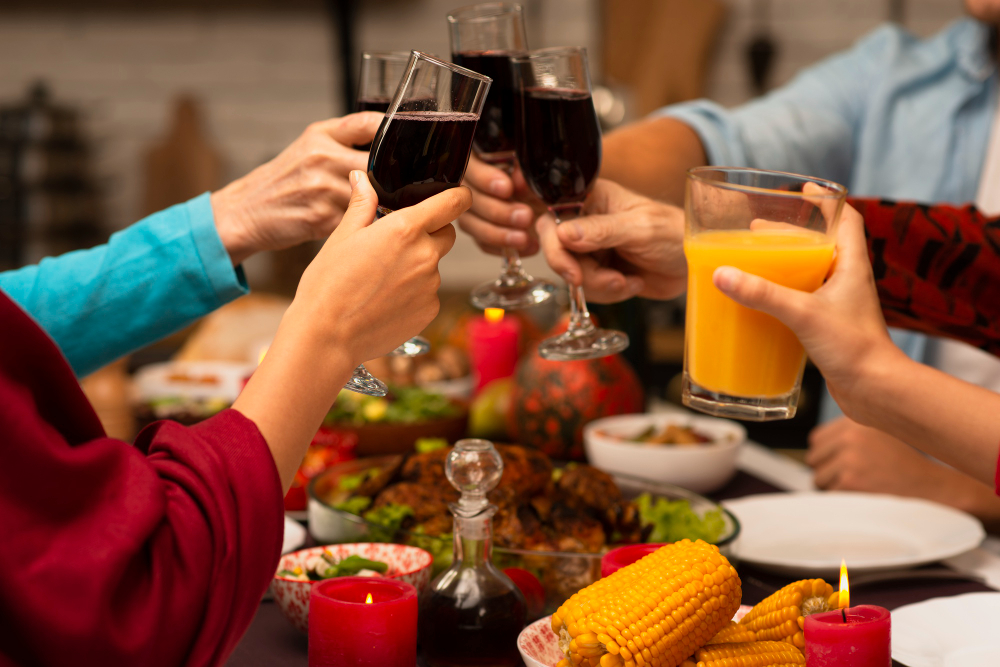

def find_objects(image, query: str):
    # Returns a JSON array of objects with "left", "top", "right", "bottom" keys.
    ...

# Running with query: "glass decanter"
[{"left": 418, "top": 439, "right": 527, "bottom": 667}]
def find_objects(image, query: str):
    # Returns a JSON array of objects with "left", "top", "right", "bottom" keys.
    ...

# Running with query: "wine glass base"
[
  {"left": 388, "top": 336, "right": 431, "bottom": 357},
  {"left": 537, "top": 328, "right": 629, "bottom": 361},
  {"left": 343, "top": 364, "right": 388, "bottom": 397},
  {"left": 470, "top": 276, "right": 557, "bottom": 310}
]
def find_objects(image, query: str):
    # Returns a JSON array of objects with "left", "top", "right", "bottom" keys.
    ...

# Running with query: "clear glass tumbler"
[{"left": 682, "top": 167, "right": 847, "bottom": 420}]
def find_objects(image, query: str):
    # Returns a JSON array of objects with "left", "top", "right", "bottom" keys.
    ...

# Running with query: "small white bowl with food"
[{"left": 583, "top": 413, "right": 746, "bottom": 493}]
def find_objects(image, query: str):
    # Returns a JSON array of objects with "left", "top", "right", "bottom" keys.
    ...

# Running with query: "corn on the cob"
[
  {"left": 695, "top": 641, "right": 806, "bottom": 666},
  {"left": 706, "top": 621, "right": 755, "bottom": 645},
  {"left": 552, "top": 539, "right": 742, "bottom": 667},
  {"left": 737, "top": 579, "right": 834, "bottom": 649}
]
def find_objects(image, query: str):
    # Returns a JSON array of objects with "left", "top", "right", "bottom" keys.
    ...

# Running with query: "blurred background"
[{"left": 0, "top": 0, "right": 968, "bottom": 442}]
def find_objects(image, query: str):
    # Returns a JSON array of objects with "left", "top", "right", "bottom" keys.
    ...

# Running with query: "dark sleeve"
[
  {"left": 0, "top": 405, "right": 283, "bottom": 667},
  {"left": 850, "top": 197, "right": 1000, "bottom": 356}
]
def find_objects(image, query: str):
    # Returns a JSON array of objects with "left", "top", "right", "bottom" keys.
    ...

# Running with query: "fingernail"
[
  {"left": 349, "top": 170, "right": 361, "bottom": 186},
  {"left": 562, "top": 222, "right": 583, "bottom": 241},
  {"left": 504, "top": 231, "right": 527, "bottom": 247},
  {"left": 489, "top": 179, "right": 507, "bottom": 196},
  {"left": 713, "top": 267, "right": 739, "bottom": 291},
  {"left": 510, "top": 208, "right": 532, "bottom": 227}
]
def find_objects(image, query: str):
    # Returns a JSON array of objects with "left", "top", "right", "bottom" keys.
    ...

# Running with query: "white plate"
[
  {"left": 892, "top": 592, "right": 1000, "bottom": 667},
  {"left": 282, "top": 516, "right": 307, "bottom": 554},
  {"left": 723, "top": 492, "right": 984, "bottom": 576}
]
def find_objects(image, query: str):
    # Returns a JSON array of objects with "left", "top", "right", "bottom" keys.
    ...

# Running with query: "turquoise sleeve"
[{"left": 0, "top": 192, "right": 248, "bottom": 377}]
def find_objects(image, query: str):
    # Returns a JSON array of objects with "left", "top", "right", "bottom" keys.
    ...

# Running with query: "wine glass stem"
[
  {"left": 552, "top": 204, "right": 595, "bottom": 335},
  {"left": 502, "top": 246, "right": 524, "bottom": 276}
]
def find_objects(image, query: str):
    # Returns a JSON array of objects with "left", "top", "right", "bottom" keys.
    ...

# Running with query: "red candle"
[
  {"left": 600, "top": 544, "right": 665, "bottom": 578},
  {"left": 804, "top": 605, "right": 891, "bottom": 666},
  {"left": 804, "top": 561, "right": 890, "bottom": 666},
  {"left": 468, "top": 307, "right": 520, "bottom": 393},
  {"left": 308, "top": 577, "right": 417, "bottom": 667}
]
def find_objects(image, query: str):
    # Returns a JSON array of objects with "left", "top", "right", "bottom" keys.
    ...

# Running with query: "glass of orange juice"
[{"left": 682, "top": 167, "right": 847, "bottom": 421}]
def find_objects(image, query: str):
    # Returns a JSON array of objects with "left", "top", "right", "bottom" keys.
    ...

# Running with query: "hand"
[
  {"left": 210, "top": 112, "right": 383, "bottom": 265},
  {"left": 711, "top": 198, "right": 904, "bottom": 418},
  {"left": 285, "top": 171, "right": 465, "bottom": 366},
  {"left": 456, "top": 155, "right": 543, "bottom": 256},
  {"left": 536, "top": 179, "right": 687, "bottom": 303},
  {"left": 806, "top": 417, "right": 940, "bottom": 493}
]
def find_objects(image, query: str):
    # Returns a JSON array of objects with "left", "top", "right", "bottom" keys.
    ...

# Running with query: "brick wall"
[{"left": 0, "top": 0, "right": 967, "bottom": 288}]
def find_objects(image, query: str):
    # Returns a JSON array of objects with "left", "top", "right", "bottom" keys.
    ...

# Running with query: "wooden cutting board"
[{"left": 142, "top": 94, "right": 223, "bottom": 216}]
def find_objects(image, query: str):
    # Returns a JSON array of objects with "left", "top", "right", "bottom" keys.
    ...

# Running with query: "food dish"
[
  {"left": 892, "top": 592, "right": 1000, "bottom": 667},
  {"left": 132, "top": 360, "right": 255, "bottom": 427},
  {"left": 308, "top": 452, "right": 739, "bottom": 614},
  {"left": 518, "top": 605, "right": 755, "bottom": 667},
  {"left": 584, "top": 413, "right": 745, "bottom": 493},
  {"left": 272, "top": 543, "right": 433, "bottom": 633},
  {"left": 723, "top": 492, "right": 985, "bottom": 576},
  {"left": 324, "top": 386, "right": 468, "bottom": 456}
]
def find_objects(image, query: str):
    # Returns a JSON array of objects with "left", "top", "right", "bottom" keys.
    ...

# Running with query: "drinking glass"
[
  {"left": 343, "top": 51, "right": 491, "bottom": 396},
  {"left": 353, "top": 51, "right": 411, "bottom": 151},
  {"left": 682, "top": 167, "right": 847, "bottom": 420},
  {"left": 512, "top": 46, "right": 629, "bottom": 361},
  {"left": 448, "top": 2, "right": 557, "bottom": 311}
]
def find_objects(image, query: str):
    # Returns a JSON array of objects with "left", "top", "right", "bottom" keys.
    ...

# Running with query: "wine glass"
[
  {"left": 353, "top": 51, "right": 411, "bottom": 151},
  {"left": 512, "top": 46, "right": 629, "bottom": 361},
  {"left": 343, "top": 51, "right": 491, "bottom": 396},
  {"left": 448, "top": 2, "right": 557, "bottom": 311}
]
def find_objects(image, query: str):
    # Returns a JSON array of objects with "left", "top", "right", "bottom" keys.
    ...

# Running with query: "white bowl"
[{"left": 583, "top": 413, "right": 746, "bottom": 493}]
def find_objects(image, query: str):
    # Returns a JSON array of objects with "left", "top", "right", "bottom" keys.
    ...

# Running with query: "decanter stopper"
[{"left": 445, "top": 439, "right": 503, "bottom": 517}]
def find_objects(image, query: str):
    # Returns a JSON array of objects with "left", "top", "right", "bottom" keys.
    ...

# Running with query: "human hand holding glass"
[
  {"left": 448, "top": 2, "right": 557, "bottom": 310},
  {"left": 513, "top": 46, "right": 629, "bottom": 360},
  {"left": 343, "top": 50, "right": 490, "bottom": 396}
]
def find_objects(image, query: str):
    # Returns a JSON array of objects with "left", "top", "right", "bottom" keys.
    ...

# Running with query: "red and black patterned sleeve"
[{"left": 849, "top": 197, "right": 1000, "bottom": 356}]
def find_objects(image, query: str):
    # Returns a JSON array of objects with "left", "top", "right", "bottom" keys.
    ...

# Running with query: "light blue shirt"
[
  {"left": 658, "top": 18, "right": 998, "bottom": 420},
  {"left": 0, "top": 193, "right": 248, "bottom": 377}
]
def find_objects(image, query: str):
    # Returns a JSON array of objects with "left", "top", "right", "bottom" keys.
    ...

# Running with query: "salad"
[{"left": 277, "top": 551, "right": 389, "bottom": 582}]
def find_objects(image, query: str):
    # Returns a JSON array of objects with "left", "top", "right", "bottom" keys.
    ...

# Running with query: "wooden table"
[{"left": 227, "top": 469, "right": 995, "bottom": 666}]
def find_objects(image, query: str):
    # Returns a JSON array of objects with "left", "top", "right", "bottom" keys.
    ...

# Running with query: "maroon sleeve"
[
  {"left": 849, "top": 197, "right": 1000, "bottom": 356},
  {"left": 0, "top": 403, "right": 283, "bottom": 666}
]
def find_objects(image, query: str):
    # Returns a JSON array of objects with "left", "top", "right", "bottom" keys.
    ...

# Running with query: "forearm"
[
  {"left": 601, "top": 116, "right": 706, "bottom": 205},
  {"left": 929, "top": 466, "right": 1000, "bottom": 534},
  {"left": 231, "top": 304, "right": 352, "bottom": 492},
  {"left": 0, "top": 193, "right": 246, "bottom": 376},
  {"left": 852, "top": 354, "right": 1000, "bottom": 487}
]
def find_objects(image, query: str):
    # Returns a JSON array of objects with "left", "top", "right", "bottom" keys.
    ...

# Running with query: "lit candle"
[
  {"left": 803, "top": 560, "right": 891, "bottom": 666},
  {"left": 468, "top": 307, "right": 521, "bottom": 393},
  {"left": 308, "top": 577, "right": 417, "bottom": 667}
]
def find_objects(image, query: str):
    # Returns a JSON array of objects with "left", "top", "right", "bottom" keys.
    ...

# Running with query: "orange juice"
[{"left": 684, "top": 229, "right": 835, "bottom": 398}]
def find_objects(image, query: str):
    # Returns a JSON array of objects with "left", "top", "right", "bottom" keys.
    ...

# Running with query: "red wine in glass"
[
  {"left": 451, "top": 51, "right": 517, "bottom": 160},
  {"left": 515, "top": 87, "right": 602, "bottom": 207},
  {"left": 367, "top": 111, "right": 478, "bottom": 214}
]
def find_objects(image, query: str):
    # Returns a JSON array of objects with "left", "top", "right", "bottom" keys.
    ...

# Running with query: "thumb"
[
  {"left": 712, "top": 266, "right": 811, "bottom": 330},
  {"left": 336, "top": 170, "right": 379, "bottom": 234},
  {"left": 556, "top": 213, "right": 627, "bottom": 253}
]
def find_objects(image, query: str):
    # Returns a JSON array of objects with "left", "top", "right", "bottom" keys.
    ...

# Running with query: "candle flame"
[
  {"left": 485, "top": 307, "right": 505, "bottom": 323},
  {"left": 838, "top": 559, "right": 849, "bottom": 609},
  {"left": 365, "top": 593, "right": 373, "bottom": 604}
]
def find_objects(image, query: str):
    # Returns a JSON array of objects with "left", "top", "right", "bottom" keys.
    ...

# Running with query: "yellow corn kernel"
[
  {"left": 739, "top": 579, "right": 833, "bottom": 645},
  {"left": 552, "top": 540, "right": 741, "bottom": 667},
  {"left": 706, "top": 621, "right": 755, "bottom": 645},
  {"left": 695, "top": 641, "right": 806, "bottom": 666}
]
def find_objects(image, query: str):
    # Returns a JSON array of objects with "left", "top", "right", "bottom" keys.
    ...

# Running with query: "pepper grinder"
[{"left": 418, "top": 439, "right": 527, "bottom": 667}]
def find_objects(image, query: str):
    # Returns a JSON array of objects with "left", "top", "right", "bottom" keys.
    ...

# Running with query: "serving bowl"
[
  {"left": 308, "top": 460, "right": 740, "bottom": 617},
  {"left": 272, "top": 543, "right": 433, "bottom": 633},
  {"left": 583, "top": 413, "right": 746, "bottom": 493}
]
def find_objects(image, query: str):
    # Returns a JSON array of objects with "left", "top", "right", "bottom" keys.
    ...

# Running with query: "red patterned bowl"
[
  {"left": 517, "top": 607, "right": 755, "bottom": 667},
  {"left": 272, "top": 543, "right": 433, "bottom": 633}
]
